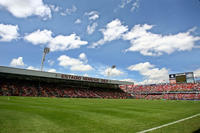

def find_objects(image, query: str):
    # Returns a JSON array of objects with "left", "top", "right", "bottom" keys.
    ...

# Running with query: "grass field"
[{"left": 0, "top": 96, "right": 200, "bottom": 133}]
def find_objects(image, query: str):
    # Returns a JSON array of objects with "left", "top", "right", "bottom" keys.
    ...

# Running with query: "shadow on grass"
[{"left": 193, "top": 128, "right": 200, "bottom": 133}]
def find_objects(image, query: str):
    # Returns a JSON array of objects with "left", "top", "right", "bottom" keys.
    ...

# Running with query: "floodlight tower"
[
  {"left": 111, "top": 65, "right": 116, "bottom": 69},
  {"left": 107, "top": 65, "right": 116, "bottom": 79},
  {"left": 40, "top": 47, "right": 50, "bottom": 71}
]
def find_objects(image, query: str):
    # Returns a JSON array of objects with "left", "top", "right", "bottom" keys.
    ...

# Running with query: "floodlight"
[
  {"left": 40, "top": 47, "right": 50, "bottom": 71},
  {"left": 107, "top": 65, "right": 116, "bottom": 79},
  {"left": 111, "top": 65, "right": 116, "bottom": 69},
  {"left": 44, "top": 47, "right": 50, "bottom": 54}
]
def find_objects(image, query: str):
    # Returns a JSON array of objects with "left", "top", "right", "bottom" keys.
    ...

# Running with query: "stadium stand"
[
  {"left": 1, "top": 66, "right": 200, "bottom": 100},
  {"left": 121, "top": 83, "right": 200, "bottom": 100},
  {"left": 0, "top": 78, "right": 132, "bottom": 99},
  {"left": 0, "top": 66, "right": 132, "bottom": 99}
]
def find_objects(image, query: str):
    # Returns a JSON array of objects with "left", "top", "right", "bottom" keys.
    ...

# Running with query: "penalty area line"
[{"left": 137, "top": 113, "right": 200, "bottom": 133}]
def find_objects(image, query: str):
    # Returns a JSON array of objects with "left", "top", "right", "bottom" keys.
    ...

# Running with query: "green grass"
[{"left": 0, "top": 96, "right": 200, "bottom": 133}]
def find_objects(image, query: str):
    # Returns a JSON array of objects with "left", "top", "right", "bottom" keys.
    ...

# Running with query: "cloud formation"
[
  {"left": 123, "top": 24, "right": 200, "bottom": 56},
  {"left": 121, "top": 78, "right": 136, "bottom": 83},
  {"left": 60, "top": 5, "right": 77, "bottom": 16},
  {"left": 0, "top": 0, "right": 51, "bottom": 19},
  {"left": 27, "top": 66, "right": 39, "bottom": 71},
  {"left": 194, "top": 68, "right": 200, "bottom": 78},
  {"left": 91, "top": 19, "right": 128, "bottom": 48},
  {"left": 119, "top": 0, "right": 132, "bottom": 8},
  {"left": 131, "top": 0, "right": 140, "bottom": 12},
  {"left": 87, "top": 22, "right": 98, "bottom": 35},
  {"left": 89, "top": 18, "right": 200, "bottom": 56},
  {"left": 75, "top": 19, "right": 81, "bottom": 24},
  {"left": 48, "top": 60, "right": 55, "bottom": 66},
  {"left": 128, "top": 62, "right": 169, "bottom": 84},
  {"left": 79, "top": 53, "right": 88, "bottom": 62},
  {"left": 48, "top": 68, "right": 56, "bottom": 73},
  {"left": 24, "top": 29, "right": 52, "bottom": 45},
  {"left": 58, "top": 54, "right": 93, "bottom": 71},
  {"left": 24, "top": 29, "right": 88, "bottom": 51},
  {"left": 49, "top": 5, "right": 60, "bottom": 12},
  {"left": 27, "top": 66, "right": 56, "bottom": 72},
  {"left": 85, "top": 11, "right": 99, "bottom": 21},
  {"left": 117, "top": 0, "right": 140, "bottom": 12},
  {"left": 10, "top": 57, "right": 25, "bottom": 67},
  {"left": 0, "top": 24, "right": 19, "bottom": 42},
  {"left": 49, "top": 34, "right": 88, "bottom": 51},
  {"left": 103, "top": 67, "right": 124, "bottom": 77}
]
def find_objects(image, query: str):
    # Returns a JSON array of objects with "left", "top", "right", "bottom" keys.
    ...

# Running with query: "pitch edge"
[{"left": 137, "top": 113, "right": 200, "bottom": 133}]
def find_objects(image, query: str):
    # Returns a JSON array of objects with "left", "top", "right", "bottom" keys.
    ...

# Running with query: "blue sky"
[{"left": 0, "top": 0, "right": 200, "bottom": 84}]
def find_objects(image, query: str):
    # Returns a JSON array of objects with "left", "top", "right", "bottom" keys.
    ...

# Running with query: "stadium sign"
[{"left": 60, "top": 74, "right": 109, "bottom": 83}]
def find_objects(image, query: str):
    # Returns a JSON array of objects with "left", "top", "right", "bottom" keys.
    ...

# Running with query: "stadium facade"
[
  {"left": 0, "top": 66, "right": 200, "bottom": 100},
  {"left": 0, "top": 66, "right": 134, "bottom": 89},
  {"left": 0, "top": 66, "right": 133, "bottom": 98}
]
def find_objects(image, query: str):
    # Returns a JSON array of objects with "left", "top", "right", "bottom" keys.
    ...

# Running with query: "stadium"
[
  {"left": 1, "top": 0, "right": 200, "bottom": 133},
  {"left": 0, "top": 65, "right": 200, "bottom": 133}
]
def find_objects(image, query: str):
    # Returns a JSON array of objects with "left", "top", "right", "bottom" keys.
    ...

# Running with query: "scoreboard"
[
  {"left": 175, "top": 75, "right": 186, "bottom": 83},
  {"left": 169, "top": 72, "right": 194, "bottom": 84}
]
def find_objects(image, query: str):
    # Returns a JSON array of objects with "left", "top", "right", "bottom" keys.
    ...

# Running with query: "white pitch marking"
[{"left": 137, "top": 113, "right": 200, "bottom": 133}]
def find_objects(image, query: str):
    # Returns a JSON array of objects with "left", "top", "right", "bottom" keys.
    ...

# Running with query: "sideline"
[{"left": 137, "top": 113, "right": 200, "bottom": 133}]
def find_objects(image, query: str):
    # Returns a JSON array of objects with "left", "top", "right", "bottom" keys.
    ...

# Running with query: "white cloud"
[
  {"left": 57, "top": 55, "right": 93, "bottom": 71},
  {"left": 121, "top": 78, "right": 135, "bottom": 82},
  {"left": 128, "top": 62, "right": 154, "bottom": 71},
  {"left": 0, "top": 24, "right": 19, "bottom": 42},
  {"left": 91, "top": 19, "right": 128, "bottom": 48},
  {"left": 27, "top": 66, "right": 56, "bottom": 72},
  {"left": 10, "top": 57, "right": 25, "bottom": 67},
  {"left": 116, "top": 0, "right": 139, "bottom": 12},
  {"left": 103, "top": 67, "right": 124, "bottom": 77},
  {"left": 48, "top": 68, "right": 56, "bottom": 73},
  {"left": 49, "top": 5, "right": 60, "bottom": 12},
  {"left": 47, "top": 60, "right": 54, "bottom": 66},
  {"left": 75, "top": 19, "right": 81, "bottom": 24},
  {"left": 119, "top": 0, "right": 132, "bottom": 8},
  {"left": 24, "top": 29, "right": 52, "bottom": 45},
  {"left": 123, "top": 24, "right": 200, "bottom": 56},
  {"left": 194, "top": 69, "right": 200, "bottom": 78},
  {"left": 60, "top": 5, "right": 77, "bottom": 16},
  {"left": 128, "top": 62, "right": 169, "bottom": 84},
  {"left": 83, "top": 74, "right": 89, "bottom": 77},
  {"left": 121, "top": 78, "right": 136, "bottom": 83},
  {"left": 60, "top": 12, "right": 66, "bottom": 16},
  {"left": 70, "top": 64, "right": 93, "bottom": 71},
  {"left": 131, "top": 0, "right": 140, "bottom": 12},
  {"left": 79, "top": 53, "right": 87, "bottom": 62},
  {"left": 85, "top": 11, "right": 99, "bottom": 21},
  {"left": 27, "top": 66, "right": 39, "bottom": 71},
  {"left": 24, "top": 29, "right": 88, "bottom": 51},
  {"left": 49, "top": 34, "right": 88, "bottom": 51},
  {"left": 87, "top": 22, "right": 98, "bottom": 35},
  {"left": 0, "top": 0, "right": 51, "bottom": 19}
]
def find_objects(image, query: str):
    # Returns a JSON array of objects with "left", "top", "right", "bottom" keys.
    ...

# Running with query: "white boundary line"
[{"left": 137, "top": 113, "right": 200, "bottom": 133}]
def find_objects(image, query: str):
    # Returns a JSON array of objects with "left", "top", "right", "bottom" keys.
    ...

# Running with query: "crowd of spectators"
[
  {"left": 1, "top": 78, "right": 200, "bottom": 100},
  {"left": 124, "top": 83, "right": 200, "bottom": 93},
  {"left": 122, "top": 83, "right": 200, "bottom": 100},
  {"left": 0, "top": 78, "right": 131, "bottom": 99}
]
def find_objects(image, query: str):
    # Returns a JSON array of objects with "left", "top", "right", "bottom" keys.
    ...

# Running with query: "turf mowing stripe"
[{"left": 137, "top": 113, "right": 200, "bottom": 133}]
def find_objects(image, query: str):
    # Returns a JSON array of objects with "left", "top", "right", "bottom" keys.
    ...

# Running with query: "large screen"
[{"left": 176, "top": 75, "right": 186, "bottom": 83}]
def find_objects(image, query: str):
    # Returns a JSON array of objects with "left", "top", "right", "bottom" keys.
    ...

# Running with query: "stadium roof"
[{"left": 0, "top": 66, "right": 134, "bottom": 85}]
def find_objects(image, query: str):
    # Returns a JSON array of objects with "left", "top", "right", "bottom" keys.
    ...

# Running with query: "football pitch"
[{"left": 0, "top": 96, "right": 199, "bottom": 133}]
